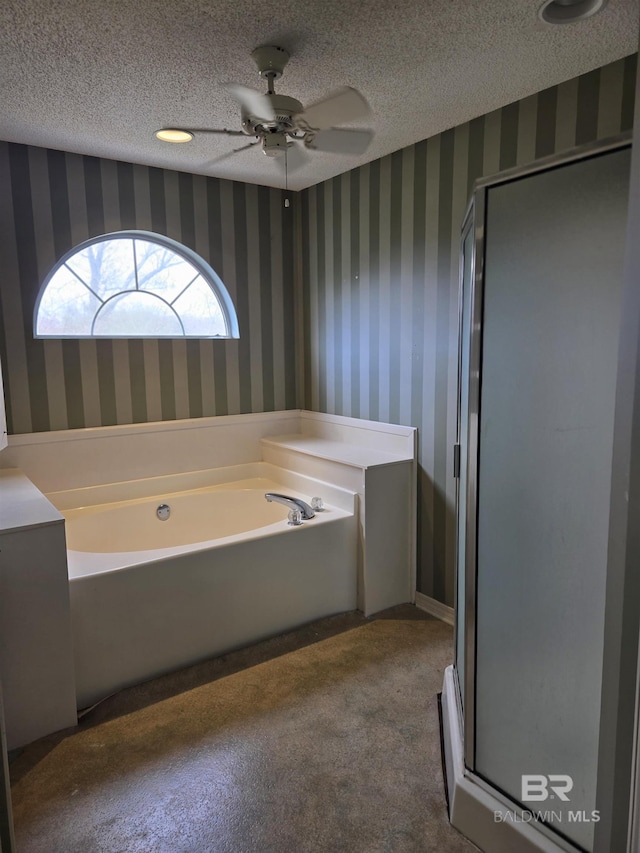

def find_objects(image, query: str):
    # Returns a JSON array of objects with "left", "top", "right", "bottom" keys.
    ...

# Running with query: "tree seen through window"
[{"left": 34, "top": 232, "right": 239, "bottom": 339}]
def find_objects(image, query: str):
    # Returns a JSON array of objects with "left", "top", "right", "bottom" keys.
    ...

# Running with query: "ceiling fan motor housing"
[{"left": 241, "top": 93, "right": 304, "bottom": 135}]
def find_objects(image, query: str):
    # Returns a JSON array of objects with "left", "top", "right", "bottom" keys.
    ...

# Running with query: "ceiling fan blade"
[
  {"left": 223, "top": 83, "right": 275, "bottom": 122},
  {"left": 297, "top": 86, "right": 371, "bottom": 131},
  {"left": 183, "top": 127, "right": 247, "bottom": 136},
  {"left": 201, "top": 140, "right": 260, "bottom": 169},
  {"left": 309, "top": 128, "right": 373, "bottom": 156}
]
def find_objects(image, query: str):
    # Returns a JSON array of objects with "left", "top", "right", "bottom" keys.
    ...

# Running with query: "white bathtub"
[{"left": 48, "top": 464, "right": 357, "bottom": 709}]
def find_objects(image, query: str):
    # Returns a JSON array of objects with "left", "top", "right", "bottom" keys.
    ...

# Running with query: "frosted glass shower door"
[{"left": 473, "top": 147, "right": 630, "bottom": 852}]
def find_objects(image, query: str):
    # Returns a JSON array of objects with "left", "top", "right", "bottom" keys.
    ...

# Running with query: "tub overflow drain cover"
[{"left": 157, "top": 504, "right": 171, "bottom": 521}]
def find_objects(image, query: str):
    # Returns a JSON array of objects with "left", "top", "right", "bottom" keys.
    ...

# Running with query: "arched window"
[{"left": 34, "top": 231, "right": 239, "bottom": 339}]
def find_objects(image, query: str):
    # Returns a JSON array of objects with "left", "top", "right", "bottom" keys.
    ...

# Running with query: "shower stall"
[{"left": 442, "top": 135, "right": 638, "bottom": 853}]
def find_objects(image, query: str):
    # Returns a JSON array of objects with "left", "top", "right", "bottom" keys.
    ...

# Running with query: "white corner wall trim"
[
  {"left": 441, "top": 666, "right": 576, "bottom": 853},
  {"left": 415, "top": 591, "right": 454, "bottom": 625}
]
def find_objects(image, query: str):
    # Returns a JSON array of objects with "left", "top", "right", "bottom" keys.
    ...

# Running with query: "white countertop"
[
  {"left": 0, "top": 468, "right": 63, "bottom": 534},
  {"left": 261, "top": 435, "right": 413, "bottom": 469}
]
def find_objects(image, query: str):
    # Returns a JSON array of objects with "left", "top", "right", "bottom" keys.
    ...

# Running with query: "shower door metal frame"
[
  {"left": 453, "top": 199, "right": 478, "bottom": 730},
  {"left": 456, "top": 132, "right": 633, "bottom": 783}
]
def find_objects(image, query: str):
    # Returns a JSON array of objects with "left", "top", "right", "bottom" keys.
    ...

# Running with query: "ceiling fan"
[{"left": 155, "top": 45, "right": 374, "bottom": 175}]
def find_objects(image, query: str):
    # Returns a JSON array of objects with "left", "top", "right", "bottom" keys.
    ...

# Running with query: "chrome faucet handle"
[
  {"left": 288, "top": 508, "right": 303, "bottom": 526},
  {"left": 264, "top": 492, "right": 315, "bottom": 519}
]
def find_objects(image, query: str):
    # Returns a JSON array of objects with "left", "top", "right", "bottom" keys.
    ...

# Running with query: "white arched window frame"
[{"left": 34, "top": 230, "right": 239, "bottom": 339}]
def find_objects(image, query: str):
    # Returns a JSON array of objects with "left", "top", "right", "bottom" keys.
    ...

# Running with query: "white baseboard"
[{"left": 415, "top": 591, "right": 454, "bottom": 625}]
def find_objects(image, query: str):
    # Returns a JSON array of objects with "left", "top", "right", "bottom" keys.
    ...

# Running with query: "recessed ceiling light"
[
  {"left": 538, "top": 0, "right": 608, "bottom": 24},
  {"left": 155, "top": 129, "right": 194, "bottom": 143}
]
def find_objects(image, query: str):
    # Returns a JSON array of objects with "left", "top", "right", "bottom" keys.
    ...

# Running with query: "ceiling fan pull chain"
[{"left": 284, "top": 145, "right": 290, "bottom": 207}]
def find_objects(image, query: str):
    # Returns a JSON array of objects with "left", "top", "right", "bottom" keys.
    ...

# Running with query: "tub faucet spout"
[{"left": 264, "top": 493, "right": 315, "bottom": 520}]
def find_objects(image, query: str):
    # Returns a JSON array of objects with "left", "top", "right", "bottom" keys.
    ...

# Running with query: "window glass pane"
[
  {"left": 35, "top": 231, "right": 238, "bottom": 340},
  {"left": 93, "top": 291, "right": 184, "bottom": 337},
  {"left": 36, "top": 267, "right": 101, "bottom": 335},
  {"left": 134, "top": 239, "right": 200, "bottom": 302},
  {"left": 66, "top": 239, "right": 136, "bottom": 299},
  {"left": 173, "top": 276, "right": 227, "bottom": 336}
]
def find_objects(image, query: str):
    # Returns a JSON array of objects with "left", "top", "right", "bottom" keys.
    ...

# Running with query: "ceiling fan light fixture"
[
  {"left": 155, "top": 129, "right": 194, "bottom": 143},
  {"left": 538, "top": 0, "right": 608, "bottom": 24},
  {"left": 262, "top": 133, "right": 289, "bottom": 157}
]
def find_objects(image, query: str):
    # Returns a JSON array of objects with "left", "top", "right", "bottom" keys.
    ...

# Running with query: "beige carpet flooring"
[{"left": 9, "top": 606, "right": 478, "bottom": 853}]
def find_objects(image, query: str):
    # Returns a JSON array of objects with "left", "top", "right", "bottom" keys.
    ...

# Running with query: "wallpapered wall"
[
  {"left": 299, "top": 54, "right": 637, "bottom": 602},
  {"left": 0, "top": 148, "right": 297, "bottom": 434},
  {"left": 0, "top": 54, "right": 636, "bottom": 604}
]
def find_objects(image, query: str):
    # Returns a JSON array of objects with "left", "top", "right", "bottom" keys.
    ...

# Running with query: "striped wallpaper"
[
  {"left": 0, "top": 54, "right": 636, "bottom": 604},
  {"left": 0, "top": 148, "right": 297, "bottom": 434},
  {"left": 299, "top": 54, "right": 637, "bottom": 603}
]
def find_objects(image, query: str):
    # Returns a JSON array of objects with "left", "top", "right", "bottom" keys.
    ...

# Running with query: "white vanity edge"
[{"left": 0, "top": 468, "right": 63, "bottom": 533}]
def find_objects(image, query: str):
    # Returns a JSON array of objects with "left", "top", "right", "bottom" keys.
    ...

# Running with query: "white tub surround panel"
[
  {"left": 0, "top": 469, "right": 76, "bottom": 749},
  {"left": 72, "top": 517, "right": 357, "bottom": 709},
  {"left": 65, "top": 474, "right": 357, "bottom": 709},
  {"left": 261, "top": 412, "right": 417, "bottom": 616},
  {"left": 0, "top": 411, "right": 416, "bottom": 714},
  {"left": 363, "top": 463, "right": 413, "bottom": 615},
  {"left": 2, "top": 411, "right": 416, "bottom": 618},
  {"left": 1, "top": 411, "right": 301, "bottom": 493}
]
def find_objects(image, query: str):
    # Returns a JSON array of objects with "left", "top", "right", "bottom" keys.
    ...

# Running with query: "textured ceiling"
[{"left": 0, "top": 0, "right": 638, "bottom": 191}]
